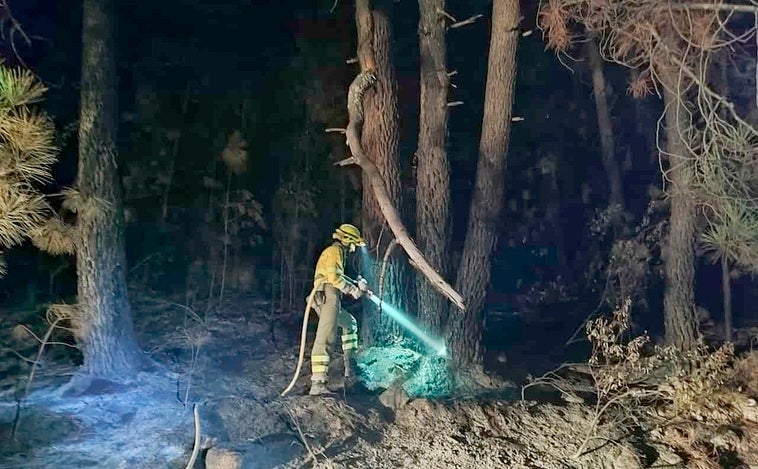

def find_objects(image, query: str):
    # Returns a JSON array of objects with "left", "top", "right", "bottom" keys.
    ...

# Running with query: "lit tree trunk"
[
  {"left": 660, "top": 80, "right": 698, "bottom": 350},
  {"left": 77, "top": 0, "right": 142, "bottom": 377},
  {"left": 447, "top": 0, "right": 519, "bottom": 368},
  {"left": 357, "top": 0, "right": 408, "bottom": 346},
  {"left": 586, "top": 37, "right": 624, "bottom": 216},
  {"left": 416, "top": 0, "right": 451, "bottom": 337}
]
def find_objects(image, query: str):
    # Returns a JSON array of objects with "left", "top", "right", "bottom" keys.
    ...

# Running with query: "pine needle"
[
  {"left": 61, "top": 187, "right": 111, "bottom": 220},
  {"left": 0, "top": 252, "right": 6, "bottom": 277},
  {"left": 0, "top": 183, "right": 48, "bottom": 248},
  {"left": 46, "top": 302, "right": 80, "bottom": 322},
  {"left": 28, "top": 217, "right": 76, "bottom": 255},
  {"left": 0, "top": 66, "right": 47, "bottom": 108}
]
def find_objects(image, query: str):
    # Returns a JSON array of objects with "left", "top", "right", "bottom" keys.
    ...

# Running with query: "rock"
[
  {"left": 379, "top": 385, "right": 410, "bottom": 410},
  {"left": 205, "top": 447, "right": 243, "bottom": 469},
  {"left": 649, "top": 443, "right": 684, "bottom": 467}
]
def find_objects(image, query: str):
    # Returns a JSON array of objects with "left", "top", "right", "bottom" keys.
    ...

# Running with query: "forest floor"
[{"left": 0, "top": 291, "right": 755, "bottom": 469}]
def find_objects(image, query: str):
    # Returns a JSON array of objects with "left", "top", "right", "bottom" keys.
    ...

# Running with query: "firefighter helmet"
[{"left": 333, "top": 223, "right": 366, "bottom": 247}]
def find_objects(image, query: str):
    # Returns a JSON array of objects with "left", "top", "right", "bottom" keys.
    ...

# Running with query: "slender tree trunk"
[
  {"left": 629, "top": 68, "right": 658, "bottom": 165},
  {"left": 357, "top": 0, "right": 408, "bottom": 346},
  {"left": 416, "top": 0, "right": 451, "bottom": 337},
  {"left": 586, "top": 37, "right": 624, "bottom": 216},
  {"left": 722, "top": 256, "right": 732, "bottom": 342},
  {"left": 660, "top": 80, "right": 698, "bottom": 350},
  {"left": 77, "top": 0, "right": 142, "bottom": 377},
  {"left": 447, "top": 0, "right": 519, "bottom": 368}
]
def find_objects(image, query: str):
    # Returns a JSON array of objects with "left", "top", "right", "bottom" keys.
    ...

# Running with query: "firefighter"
[{"left": 308, "top": 223, "right": 368, "bottom": 396}]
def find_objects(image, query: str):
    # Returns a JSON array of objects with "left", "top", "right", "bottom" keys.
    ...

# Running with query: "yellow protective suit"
[{"left": 310, "top": 242, "right": 360, "bottom": 386}]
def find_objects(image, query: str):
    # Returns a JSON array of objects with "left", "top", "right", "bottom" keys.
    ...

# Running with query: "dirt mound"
[{"left": 278, "top": 397, "right": 657, "bottom": 469}]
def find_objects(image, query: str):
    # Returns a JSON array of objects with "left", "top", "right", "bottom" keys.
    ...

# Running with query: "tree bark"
[
  {"left": 447, "top": 0, "right": 519, "bottom": 368},
  {"left": 416, "top": 0, "right": 451, "bottom": 337},
  {"left": 355, "top": 0, "right": 410, "bottom": 346},
  {"left": 586, "top": 37, "right": 624, "bottom": 215},
  {"left": 660, "top": 80, "right": 698, "bottom": 350},
  {"left": 77, "top": 0, "right": 142, "bottom": 377}
]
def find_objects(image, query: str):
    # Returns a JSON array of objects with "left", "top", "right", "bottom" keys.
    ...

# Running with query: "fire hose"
[{"left": 280, "top": 277, "right": 372, "bottom": 397}]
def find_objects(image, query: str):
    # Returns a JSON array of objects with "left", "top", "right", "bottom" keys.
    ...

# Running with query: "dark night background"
[{"left": 0, "top": 0, "right": 753, "bottom": 369}]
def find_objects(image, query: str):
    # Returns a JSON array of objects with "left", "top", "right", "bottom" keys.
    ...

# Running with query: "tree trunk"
[
  {"left": 416, "top": 0, "right": 451, "bottom": 337},
  {"left": 447, "top": 0, "right": 519, "bottom": 368},
  {"left": 356, "top": 0, "right": 409, "bottom": 346},
  {"left": 77, "top": 0, "right": 142, "bottom": 377},
  {"left": 586, "top": 37, "right": 624, "bottom": 216},
  {"left": 660, "top": 80, "right": 698, "bottom": 350},
  {"left": 629, "top": 68, "right": 658, "bottom": 165},
  {"left": 722, "top": 256, "right": 732, "bottom": 343}
]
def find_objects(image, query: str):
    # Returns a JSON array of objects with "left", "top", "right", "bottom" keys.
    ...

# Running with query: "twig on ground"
[
  {"left": 10, "top": 316, "right": 64, "bottom": 439},
  {"left": 283, "top": 402, "right": 321, "bottom": 464},
  {"left": 184, "top": 403, "right": 200, "bottom": 469}
]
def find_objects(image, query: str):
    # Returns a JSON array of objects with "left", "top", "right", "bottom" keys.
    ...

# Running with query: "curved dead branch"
[{"left": 336, "top": 71, "right": 465, "bottom": 312}]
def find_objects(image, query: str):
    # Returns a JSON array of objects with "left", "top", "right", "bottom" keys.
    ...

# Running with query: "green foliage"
[
  {"left": 700, "top": 199, "right": 758, "bottom": 275},
  {"left": 0, "top": 63, "right": 62, "bottom": 276},
  {"left": 696, "top": 114, "right": 758, "bottom": 275}
]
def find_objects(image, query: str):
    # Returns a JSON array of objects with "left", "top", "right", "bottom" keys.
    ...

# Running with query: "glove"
[
  {"left": 347, "top": 284, "right": 363, "bottom": 300},
  {"left": 356, "top": 276, "right": 369, "bottom": 292}
]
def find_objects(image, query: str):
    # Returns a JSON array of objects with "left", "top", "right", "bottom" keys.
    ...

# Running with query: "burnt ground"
[{"left": 0, "top": 292, "right": 699, "bottom": 468}]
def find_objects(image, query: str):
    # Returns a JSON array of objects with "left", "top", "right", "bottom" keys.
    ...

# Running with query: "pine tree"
[{"left": 0, "top": 63, "right": 73, "bottom": 277}]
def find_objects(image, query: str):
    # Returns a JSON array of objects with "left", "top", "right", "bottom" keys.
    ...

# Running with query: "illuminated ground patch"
[{"left": 356, "top": 345, "right": 452, "bottom": 398}]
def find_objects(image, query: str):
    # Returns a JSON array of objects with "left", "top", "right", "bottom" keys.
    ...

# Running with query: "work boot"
[{"left": 309, "top": 374, "right": 332, "bottom": 396}]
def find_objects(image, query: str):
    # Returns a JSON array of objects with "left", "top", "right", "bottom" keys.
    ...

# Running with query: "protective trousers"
[{"left": 310, "top": 284, "right": 358, "bottom": 385}]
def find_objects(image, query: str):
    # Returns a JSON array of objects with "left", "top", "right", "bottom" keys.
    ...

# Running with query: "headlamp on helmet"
[{"left": 333, "top": 223, "right": 365, "bottom": 251}]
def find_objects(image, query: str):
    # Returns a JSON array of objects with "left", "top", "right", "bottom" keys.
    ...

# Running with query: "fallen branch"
[
  {"left": 338, "top": 2, "right": 465, "bottom": 311},
  {"left": 184, "top": 404, "right": 200, "bottom": 469},
  {"left": 337, "top": 74, "right": 464, "bottom": 311},
  {"left": 282, "top": 402, "right": 321, "bottom": 464}
]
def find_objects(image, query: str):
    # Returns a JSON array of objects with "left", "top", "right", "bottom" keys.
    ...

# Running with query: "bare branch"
[{"left": 450, "top": 14, "right": 484, "bottom": 29}]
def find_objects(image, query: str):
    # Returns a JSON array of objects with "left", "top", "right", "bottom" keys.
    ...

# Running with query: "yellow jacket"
[{"left": 313, "top": 242, "right": 354, "bottom": 294}]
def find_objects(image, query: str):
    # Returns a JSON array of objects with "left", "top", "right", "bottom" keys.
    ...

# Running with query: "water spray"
[{"left": 364, "top": 291, "right": 447, "bottom": 356}]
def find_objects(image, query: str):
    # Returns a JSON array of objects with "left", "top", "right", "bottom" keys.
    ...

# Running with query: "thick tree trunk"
[
  {"left": 586, "top": 37, "right": 624, "bottom": 215},
  {"left": 416, "top": 0, "right": 451, "bottom": 337},
  {"left": 447, "top": 0, "right": 519, "bottom": 367},
  {"left": 661, "top": 81, "right": 698, "bottom": 350},
  {"left": 356, "top": 0, "right": 410, "bottom": 346},
  {"left": 77, "top": 0, "right": 142, "bottom": 377}
]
